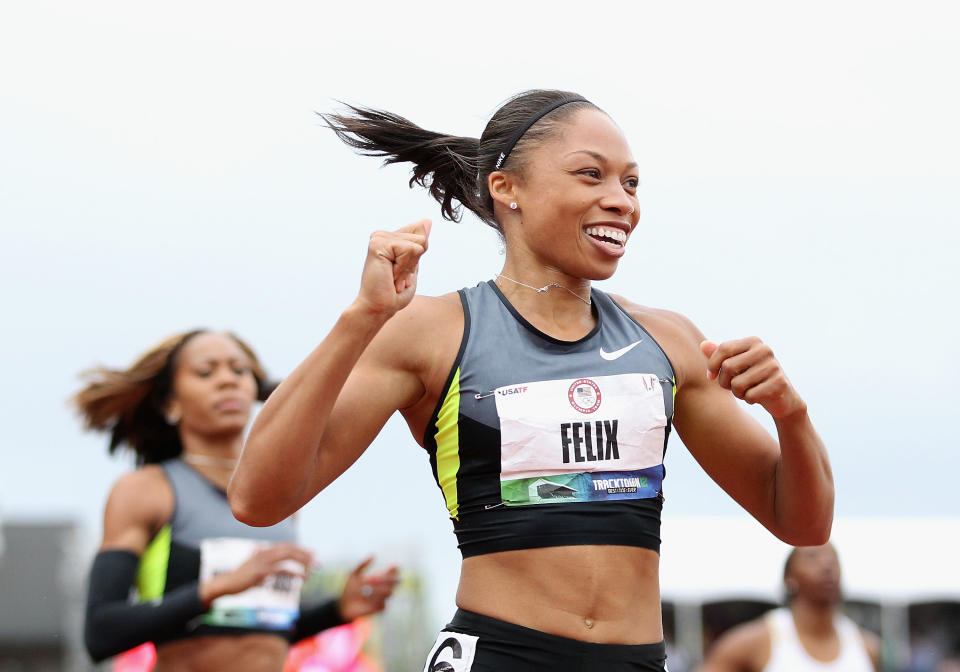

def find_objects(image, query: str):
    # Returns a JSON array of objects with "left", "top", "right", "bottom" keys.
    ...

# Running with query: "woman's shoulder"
[
  {"left": 372, "top": 292, "right": 464, "bottom": 354},
  {"left": 107, "top": 464, "right": 172, "bottom": 500},
  {"left": 606, "top": 293, "right": 704, "bottom": 348},
  {"left": 359, "top": 291, "right": 466, "bottom": 395},
  {"left": 606, "top": 293, "right": 706, "bottom": 384},
  {"left": 411, "top": 291, "right": 464, "bottom": 315},
  {"left": 606, "top": 293, "right": 701, "bottom": 337},
  {"left": 100, "top": 464, "right": 175, "bottom": 552}
]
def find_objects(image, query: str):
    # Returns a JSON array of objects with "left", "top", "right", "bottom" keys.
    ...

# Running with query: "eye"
[
  {"left": 578, "top": 168, "right": 601, "bottom": 180},
  {"left": 195, "top": 369, "right": 213, "bottom": 378},
  {"left": 233, "top": 365, "right": 251, "bottom": 376},
  {"left": 623, "top": 177, "right": 640, "bottom": 192}
]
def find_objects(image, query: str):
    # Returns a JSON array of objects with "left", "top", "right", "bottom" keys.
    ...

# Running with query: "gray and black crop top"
[
  {"left": 136, "top": 459, "right": 298, "bottom": 642},
  {"left": 422, "top": 281, "right": 675, "bottom": 558}
]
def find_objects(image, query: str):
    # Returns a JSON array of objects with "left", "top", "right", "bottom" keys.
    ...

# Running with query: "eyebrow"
[
  {"left": 193, "top": 356, "right": 249, "bottom": 366},
  {"left": 564, "top": 150, "right": 638, "bottom": 170}
]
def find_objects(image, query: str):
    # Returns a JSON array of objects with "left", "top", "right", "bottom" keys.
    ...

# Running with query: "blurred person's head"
[
  {"left": 783, "top": 543, "right": 842, "bottom": 606},
  {"left": 74, "top": 330, "right": 272, "bottom": 465}
]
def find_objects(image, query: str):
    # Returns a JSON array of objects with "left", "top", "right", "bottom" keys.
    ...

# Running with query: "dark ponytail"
[
  {"left": 321, "top": 90, "right": 598, "bottom": 231},
  {"left": 322, "top": 105, "right": 482, "bottom": 224}
]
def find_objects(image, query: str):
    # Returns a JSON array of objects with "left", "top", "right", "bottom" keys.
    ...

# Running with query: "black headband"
[{"left": 494, "top": 96, "right": 589, "bottom": 170}]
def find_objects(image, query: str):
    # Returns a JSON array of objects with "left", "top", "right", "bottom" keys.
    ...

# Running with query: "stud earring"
[
  {"left": 165, "top": 410, "right": 181, "bottom": 425},
  {"left": 509, "top": 202, "right": 518, "bottom": 210}
]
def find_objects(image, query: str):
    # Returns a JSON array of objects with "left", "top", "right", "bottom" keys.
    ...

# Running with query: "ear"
[
  {"left": 487, "top": 170, "right": 519, "bottom": 211},
  {"left": 164, "top": 398, "right": 182, "bottom": 426}
]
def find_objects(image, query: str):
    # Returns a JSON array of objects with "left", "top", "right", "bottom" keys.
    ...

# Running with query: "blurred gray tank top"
[{"left": 162, "top": 458, "right": 296, "bottom": 547}]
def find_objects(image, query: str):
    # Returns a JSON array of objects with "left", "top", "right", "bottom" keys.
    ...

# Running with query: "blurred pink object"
[
  {"left": 112, "top": 643, "right": 156, "bottom": 671},
  {"left": 284, "top": 619, "right": 381, "bottom": 672},
  {"left": 106, "top": 620, "right": 381, "bottom": 672}
]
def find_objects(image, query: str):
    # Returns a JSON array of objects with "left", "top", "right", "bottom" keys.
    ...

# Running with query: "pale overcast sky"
[{"left": 2, "top": 1, "right": 958, "bottom": 626}]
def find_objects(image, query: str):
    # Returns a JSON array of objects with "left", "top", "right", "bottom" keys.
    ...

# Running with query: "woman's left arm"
[{"left": 663, "top": 314, "right": 834, "bottom": 544}]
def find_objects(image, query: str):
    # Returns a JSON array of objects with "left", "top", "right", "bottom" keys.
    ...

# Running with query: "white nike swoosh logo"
[{"left": 599, "top": 340, "right": 643, "bottom": 361}]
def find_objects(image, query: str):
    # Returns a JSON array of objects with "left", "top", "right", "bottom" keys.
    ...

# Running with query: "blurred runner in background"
[
  {"left": 699, "top": 543, "right": 879, "bottom": 672},
  {"left": 75, "top": 330, "right": 398, "bottom": 672}
]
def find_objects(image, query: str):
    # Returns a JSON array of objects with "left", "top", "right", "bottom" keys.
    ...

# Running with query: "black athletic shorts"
[{"left": 422, "top": 609, "right": 668, "bottom": 672}]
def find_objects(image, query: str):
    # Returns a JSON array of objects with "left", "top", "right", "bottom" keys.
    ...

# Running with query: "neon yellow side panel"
[
  {"left": 136, "top": 524, "right": 171, "bottom": 601},
  {"left": 434, "top": 368, "right": 462, "bottom": 520},
  {"left": 671, "top": 376, "right": 677, "bottom": 419}
]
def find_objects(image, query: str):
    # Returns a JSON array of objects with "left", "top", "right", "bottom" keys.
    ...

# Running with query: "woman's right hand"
[
  {"left": 199, "top": 543, "right": 314, "bottom": 607},
  {"left": 353, "top": 219, "right": 431, "bottom": 320}
]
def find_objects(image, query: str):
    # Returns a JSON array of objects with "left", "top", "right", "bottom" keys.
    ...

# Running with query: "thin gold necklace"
[
  {"left": 182, "top": 453, "right": 238, "bottom": 469},
  {"left": 496, "top": 274, "right": 591, "bottom": 306}
]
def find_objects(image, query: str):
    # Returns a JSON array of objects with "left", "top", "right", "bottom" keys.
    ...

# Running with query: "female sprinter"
[
  {"left": 76, "top": 329, "right": 398, "bottom": 671},
  {"left": 229, "top": 90, "right": 834, "bottom": 672}
]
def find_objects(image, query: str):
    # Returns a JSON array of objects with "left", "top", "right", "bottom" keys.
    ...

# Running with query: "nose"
[
  {"left": 214, "top": 366, "right": 241, "bottom": 388},
  {"left": 600, "top": 182, "right": 639, "bottom": 220}
]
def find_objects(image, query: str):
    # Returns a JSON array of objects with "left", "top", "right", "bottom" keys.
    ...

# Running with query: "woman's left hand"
[
  {"left": 337, "top": 557, "right": 400, "bottom": 622},
  {"left": 700, "top": 338, "right": 806, "bottom": 420}
]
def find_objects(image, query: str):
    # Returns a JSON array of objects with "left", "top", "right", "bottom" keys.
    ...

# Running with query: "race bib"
[
  {"left": 198, "top": 538, "right": 303, "bottom": 630},
  {"left": 495, "top": 373, "right": 666, "bottom": 506}
]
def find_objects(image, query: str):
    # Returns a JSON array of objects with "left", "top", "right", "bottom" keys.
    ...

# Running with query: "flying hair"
[
  {"left": 321, "top": 104, "right": 482, "bottom": 224},
  {"left": 73, "top": 330, "right": 271, "bottom": 465},
  {"left": 319, "top": 90, "right": 598, "bottom": 231}
]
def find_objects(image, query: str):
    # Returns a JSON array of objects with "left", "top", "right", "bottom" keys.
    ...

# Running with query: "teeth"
[{"left": 585, "top": 226, "right": 627, "bottom": 244}]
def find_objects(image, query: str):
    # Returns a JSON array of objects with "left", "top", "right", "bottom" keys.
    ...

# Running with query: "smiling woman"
[
  {"left": 73, "top": 330, "right": 398, "bottom": 672},
  {"left": 228, "top": 89, "right": 834, "bottom": 672}
]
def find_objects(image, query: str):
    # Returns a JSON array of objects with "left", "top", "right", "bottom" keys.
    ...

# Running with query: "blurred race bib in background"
[{"left": 199, "top": 537, "right": 303, "bottom": 630}]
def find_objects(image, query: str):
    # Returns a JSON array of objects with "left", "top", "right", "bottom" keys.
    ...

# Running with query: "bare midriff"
[
  {"left": 457, "top": 544, "right": 662, "bottom": 644},
  {"left": 154, "top": 633, "right": 288, "bottom": 672}
]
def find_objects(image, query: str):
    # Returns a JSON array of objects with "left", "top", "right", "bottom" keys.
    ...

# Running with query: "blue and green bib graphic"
[{"left": 501, "top": 466, "right": 664, "bottom": 506}]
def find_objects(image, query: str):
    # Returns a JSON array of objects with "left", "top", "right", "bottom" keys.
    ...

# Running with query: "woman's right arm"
[
  {"left": 85, "top": 467, "right": 199, "bottom": 662},
  {"left": 228, "top": 220, "right": 434, "bottom": 526}
]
